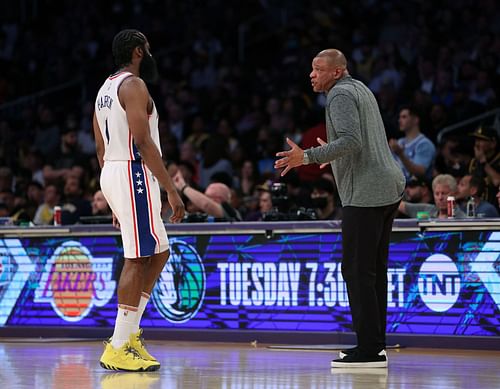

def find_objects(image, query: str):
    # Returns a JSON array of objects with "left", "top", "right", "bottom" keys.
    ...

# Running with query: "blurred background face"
[
  {"left": 205, "top": 184, "right": 230, "bottom": 204},
  {"left": 62, "top": 130, "right": 78, "bottom": 148},
  {"left": 27, "top": 184, "right": 44, "bottom": 204},
  {"left": 405, "top": 184, "right": 424, "bottom": 202},
  {"left": 64, "top": 176, "right": 81, "bottom": 197},
  {"left": 474, "top": 138, "right": 496, "bottom": 156},
  {"left": 433, "top": 183, "right": 453, "bottom": 212},
  {"left": 398, "top": 109, "right": 416, "bottom": 132},
  {"left": 241, "top": 161, "right": 254, "bottom": 178},
  {"left": 44, "top": 185, "right": 59, "bottom": 205},
  {"left": 456, "top": 175, "right": 472, "bottom": 200},
  {"left": 92, "top": 190, "right": 109, "bottom": 215},
  {"left": 259, "top": 191, "right": 272, "bottom": 213}
]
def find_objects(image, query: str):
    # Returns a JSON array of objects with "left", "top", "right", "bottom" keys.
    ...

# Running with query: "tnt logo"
[
  {"left": 418, "top": 254, "right": 461, "bottom": 312},
  {"left": 35, "top": 241, "right": 116, "bottom": 322}
]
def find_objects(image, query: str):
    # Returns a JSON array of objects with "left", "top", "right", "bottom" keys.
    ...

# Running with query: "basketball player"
[
  {"left": 93, "top": 29, "right": 185, "bottom": 371},
  {"left": 275, "top": 49, "right": 405, "bottom": 368}
]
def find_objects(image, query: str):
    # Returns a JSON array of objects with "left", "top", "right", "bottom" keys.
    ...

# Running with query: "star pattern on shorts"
[{"left": 135, "top": 172, "right": 144, "bottom": 195}]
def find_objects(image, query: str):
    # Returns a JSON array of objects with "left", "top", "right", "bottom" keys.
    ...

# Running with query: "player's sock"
[
  {"left": 110, "top": 304, "right": 138, "bottom": 349},
  {"left": 132, "top": 292, "right": 150, "bottom": 332}
]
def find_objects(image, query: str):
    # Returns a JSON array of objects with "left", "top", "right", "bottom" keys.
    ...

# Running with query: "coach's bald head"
[
  {"left": 315, "top": 49, "right": 347, "bottom": 69},
  {"left": 310, "top": 49, "right": 349, "bottom": 93}
]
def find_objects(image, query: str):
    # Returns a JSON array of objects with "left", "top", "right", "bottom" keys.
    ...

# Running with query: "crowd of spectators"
[{"left": 1, "top": 0, "right": 500, "bottom": 225}]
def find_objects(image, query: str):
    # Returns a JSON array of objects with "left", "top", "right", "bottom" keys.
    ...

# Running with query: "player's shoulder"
[
  {"left": 120, "top": 74, "right": 147, "bottom": 89},
  {"left": 119, "top": 75, "right": 149, "bottom": 100}
]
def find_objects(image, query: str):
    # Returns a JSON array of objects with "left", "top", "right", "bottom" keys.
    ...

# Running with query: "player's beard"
[{"left": 140, "top": 53, "right": 159, "bottom": 84}]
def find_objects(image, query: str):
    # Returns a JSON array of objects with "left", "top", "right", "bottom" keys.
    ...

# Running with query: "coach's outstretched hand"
[{"left": 274, "top": 137, "right": 305, "bottom": 176}]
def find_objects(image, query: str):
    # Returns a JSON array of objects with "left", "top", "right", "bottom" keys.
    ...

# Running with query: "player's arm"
[
  {"left": 119, "top": 76, "right": 184, "bottom": 222},
  {"left": 93, "top": 112, "right": 105, "bottom": 169}
]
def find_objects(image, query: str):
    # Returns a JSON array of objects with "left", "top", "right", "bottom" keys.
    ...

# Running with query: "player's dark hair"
[{"left": 112, "top": 29, "right": 146, "bottom": 68}]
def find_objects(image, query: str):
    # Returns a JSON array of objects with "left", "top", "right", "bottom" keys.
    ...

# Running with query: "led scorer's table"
[{"left": 0, "top": 219, "right": 498, "bottom": 348}]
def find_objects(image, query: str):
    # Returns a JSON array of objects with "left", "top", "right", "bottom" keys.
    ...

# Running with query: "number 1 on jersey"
[{"left": 105, "top": 118, "right": 110, "bottom": 144}]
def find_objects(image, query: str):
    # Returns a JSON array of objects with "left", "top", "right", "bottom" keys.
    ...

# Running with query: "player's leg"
[
  {"left": 111, "top": 256, "right": 148, "bottom": 349},
  {"left": 125, "top": 163, "right": 171, "bottom": 361},
  {"left": 125, "top": 249, "right": 170, "bottom": 362},
  {"left": 99, "top": 161, "right": 160, "bottom": 371}
]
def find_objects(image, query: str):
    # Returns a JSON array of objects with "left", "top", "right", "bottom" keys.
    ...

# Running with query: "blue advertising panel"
[{"left": 0, "top": 230, "right": 498, "bottom": 336}]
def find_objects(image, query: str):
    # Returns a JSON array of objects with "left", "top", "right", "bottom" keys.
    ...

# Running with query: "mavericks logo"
[
  {"left": 152, "top": 239, "right": 205, "bottom": 323},
  {"left": 35, "top": 241, "right": 115, "bottom": 322}
]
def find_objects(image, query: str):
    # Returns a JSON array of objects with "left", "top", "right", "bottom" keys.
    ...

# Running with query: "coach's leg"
[
  {"left": 375, "top": 201, "right": 400, "bottom": 351},
  {"left": 341, "top": 206, "right": 385, "bottom": 355}
]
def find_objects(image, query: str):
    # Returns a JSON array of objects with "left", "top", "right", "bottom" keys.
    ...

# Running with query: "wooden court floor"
[{"left": 0, "top": 339, "right": 499, "bottom": 389}]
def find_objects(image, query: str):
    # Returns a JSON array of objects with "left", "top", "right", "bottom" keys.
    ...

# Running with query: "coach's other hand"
[{"left": 275, "top": 138, "right": 304, "bottom": 176}]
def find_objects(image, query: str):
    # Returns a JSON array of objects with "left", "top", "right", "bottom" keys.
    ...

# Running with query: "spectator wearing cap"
[
  {"left": 404, "top": 176, "right": 433, "bottom": 204},
  {"left": 310, "top": 178, "right": 342, "bottom": 220},
  {"left": 456, "top": 175, "right": 498, "bottom": 217},
  {"left": 399, "top": 174, "right": 465, "bottom": 219},
  {"left": 468, "top": 126, "right": 500, "bottom": 204},
  {"left": 389, "top": 105, "right": 436, "bottom": 181},
  {"left": 242, "top": 181, "right": 272, "bottom": 221}
]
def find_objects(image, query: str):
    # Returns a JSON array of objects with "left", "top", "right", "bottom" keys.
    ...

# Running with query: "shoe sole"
[
  {"left": 331, "top": 360, "right": 387, "bottom": 368},
  {"left": 100, "top": 361, "right": 160, "bottom": 372}
]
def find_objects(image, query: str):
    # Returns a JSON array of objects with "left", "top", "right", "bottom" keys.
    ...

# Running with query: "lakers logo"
[
  {"left": 35, "top": 241, "right": 115, "bottom": 322},
  {"left": 152, "top": 239, "right": 205, "bottom": 323}
]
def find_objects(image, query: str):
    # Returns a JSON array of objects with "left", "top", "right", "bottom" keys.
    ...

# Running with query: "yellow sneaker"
[
  {"left": 99, "top": 341, "right": 160, "bottom": 372},
  {"left": 100, "top": 372, "right": 160, "bottom": 389},
  {"left": 129, "top": 329, "right": 158, "bottom": 362}
]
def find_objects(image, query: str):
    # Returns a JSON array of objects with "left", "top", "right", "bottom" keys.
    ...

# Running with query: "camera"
[
  {"left": 270, "top": 182, "right": 289, "bottom": 213},
  {"left": 263, "top": 182, "right": 316, "bottom": 221}
]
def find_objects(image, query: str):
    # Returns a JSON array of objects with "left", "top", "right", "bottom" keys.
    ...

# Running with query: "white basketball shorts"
[{"left": 100, "top": 160, "right": 169, "bottom": 258}]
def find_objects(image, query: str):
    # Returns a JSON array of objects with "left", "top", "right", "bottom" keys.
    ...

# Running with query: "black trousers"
[{"left": 341, "top": 201, "right": 400, "bottom": 354}]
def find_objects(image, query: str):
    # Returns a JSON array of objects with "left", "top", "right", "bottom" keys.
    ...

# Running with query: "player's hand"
[
  {"left": 274, "top": 138, "right": 304, "bottom": 176},
  {"left": 112, "top": 213, "right": 120, "bottom": 230},
  {"left": 316, "top": 137, "right": 329, "bottom": 169},
  {"left": 168, "top": 191, "right": 185, "bottom": 223}
]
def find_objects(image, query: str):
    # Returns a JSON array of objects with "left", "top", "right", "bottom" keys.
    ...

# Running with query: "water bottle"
[{"left": 466, "top": 197, "right": 476, "bottom": 218}]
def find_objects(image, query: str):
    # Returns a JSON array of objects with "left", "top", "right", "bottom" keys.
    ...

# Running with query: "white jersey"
[
  {"left": 94, "top": 71, "right": 161, "bottom": 161},
  {"left": 95, "top": 71, "right": 169, "bottom": 259}
]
